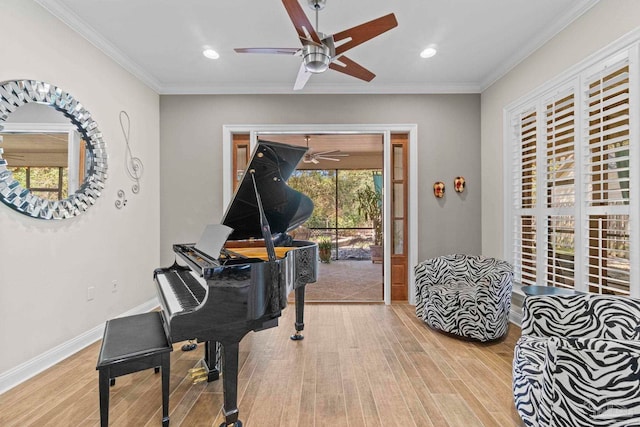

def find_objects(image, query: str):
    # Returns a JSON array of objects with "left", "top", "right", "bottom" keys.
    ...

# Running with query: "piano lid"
[{"left": 221, "top": 140, "right": 314, "bottom": 241}]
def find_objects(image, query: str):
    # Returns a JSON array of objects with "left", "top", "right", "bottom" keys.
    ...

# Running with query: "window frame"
[{"left": 504, "top": 37, "right": 640, "bottom": 298}]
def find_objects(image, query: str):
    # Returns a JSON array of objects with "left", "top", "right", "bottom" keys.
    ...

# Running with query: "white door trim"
[{"left": 222, "top": 124, "right": 418, "bottom": 305}]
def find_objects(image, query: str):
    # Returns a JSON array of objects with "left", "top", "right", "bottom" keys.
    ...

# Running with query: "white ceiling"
[{"left": 35, "top": 0, "right": 599, "bottom": 95}]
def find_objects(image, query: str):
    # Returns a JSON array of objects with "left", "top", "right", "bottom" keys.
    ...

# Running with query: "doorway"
[
  {"left": 223, "top": 124, "right": 418, "bottom": 305},
  {"left": 288, "top": 144, "right": 383, "bottom": 302}
]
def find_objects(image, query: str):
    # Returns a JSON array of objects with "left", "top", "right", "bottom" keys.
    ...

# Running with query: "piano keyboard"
[{"left": 157, "top": 269, "right": 207, "bottom": 314}]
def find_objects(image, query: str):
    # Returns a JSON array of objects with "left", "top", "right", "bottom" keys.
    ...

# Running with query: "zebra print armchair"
[
  {"left": 414, "top": 254, "right": 513, "bottom": 341},
  {"left": 513, "top": 294, "right": 640, "bottom": 427}
]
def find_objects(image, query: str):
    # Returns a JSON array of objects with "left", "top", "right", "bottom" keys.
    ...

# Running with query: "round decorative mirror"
[{"left": 0, "top": 79, "right": 107, "bottom": 219}]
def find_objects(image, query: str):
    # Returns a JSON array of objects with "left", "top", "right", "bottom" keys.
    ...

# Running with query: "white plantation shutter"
[
  {"left": 545, "top": 92, "right": 576, "bottom": 208},
  {"left": 512, "top": 108, "right": 538, "bottom": 286},
  {"left": 544, "top": 91, "right": 576, "bottom": 289},
  {"left": 545, "top": 215, "right": 575, "bottom": 287},
  {"left": 517, "top": 215, "right": 537, "bottom": 286},
  {"left": 583, "top": 59, "right": 631, "bottom": 295},
  {"left": 506, "top": 43, "right": 639, "bottom": 296},
  {"left": 519, "top": 110, "right": 538, "bottom": 210}
]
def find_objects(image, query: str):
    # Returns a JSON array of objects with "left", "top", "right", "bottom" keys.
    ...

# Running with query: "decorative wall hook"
[
  {"left": 433, "top": 181, "right": 445, "bottom": 198},
  {"left": 454, "top": 176, "right": 466, "bottom": 193},
  {"left": 115, "top": 189, "right": 127, "bottom": 209}
]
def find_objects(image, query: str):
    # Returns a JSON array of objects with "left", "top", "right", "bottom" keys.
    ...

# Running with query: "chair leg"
[
  {"left": 161, "top": 353, "right": 170, "bottom": 427},
  {"left": 98, "top": 369, "right": 110, "bottom": 427}
]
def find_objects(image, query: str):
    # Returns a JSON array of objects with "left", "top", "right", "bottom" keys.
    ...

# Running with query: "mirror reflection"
[{"left": 1, "top": 103, "right": 90, "bottom": 202}]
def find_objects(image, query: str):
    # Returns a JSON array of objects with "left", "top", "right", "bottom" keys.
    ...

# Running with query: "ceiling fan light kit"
[
  {"left": 234, "top": 0, "right": 398, "bottom": 90},
  {"left": 302, "top": 44, "right": 331, "bottom": 73}
]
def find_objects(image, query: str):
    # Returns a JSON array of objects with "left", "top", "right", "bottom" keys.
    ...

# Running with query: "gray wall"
[
  {"left": 159, "top": 94, "right": 482, "bottom": 268},
  {"left": 0, "top": 0, "right": 160, "bottom": 384},
  {"left": 481, "top": 0, "right": 640, "bottom": 259},
  {"left": 480, "top": 0, "right": 640, "bottom": 322}
]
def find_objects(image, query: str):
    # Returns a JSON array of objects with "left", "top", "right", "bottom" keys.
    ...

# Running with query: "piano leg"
[
  {"left": 204, "top": 341, "right": 221, "bottom": 382},
  {"left": 220, "top": 342, "right": 242, "bottom": 427},
  {"left": 290, "top": 285, "right": 305, "bottom": 340}
]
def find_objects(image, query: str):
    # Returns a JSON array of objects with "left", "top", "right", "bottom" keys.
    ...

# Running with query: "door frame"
[{"left": 222, "top": 124, "right": 418, "bottom": 305}]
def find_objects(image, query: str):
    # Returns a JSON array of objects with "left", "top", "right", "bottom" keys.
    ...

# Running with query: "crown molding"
[
  {"left": 33, "top": 0, "right": 481, "bottom": 95},
  {"left": 35, "top": 0, "right": 162, "bottom": 93},
  {"left": 158, "top": 81, "right": 482, "bottom": 95},
  {"left": 35, "top": 0, "right": 598, "bottom": 96},
  {"left": 479, "top": 0, "right": 600, "bottom": 92}
]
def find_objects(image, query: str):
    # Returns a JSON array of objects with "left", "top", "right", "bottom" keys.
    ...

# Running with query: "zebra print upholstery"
[
  {"left": 414, "top": 254, "right": 513, "bottom": 341},
  {"left": 513, "top": 294, "right": 640, "bottom": 427}
]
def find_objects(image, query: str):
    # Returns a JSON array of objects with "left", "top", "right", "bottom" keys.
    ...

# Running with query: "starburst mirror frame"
[{"left": 0, "top": 79, "right": 107, "bottom": 219}]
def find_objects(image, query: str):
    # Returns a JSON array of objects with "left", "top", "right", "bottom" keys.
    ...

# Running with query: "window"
[
  {"left": 288, "top": 169, "right": 382, "bottom": 260},
  {"left": 507, "top": 44, "right": 639, "bottom": 297},
  {"left": 11, "top": 166, "right": 68, "bottom": 200},
  {"left": 511, "top": 108, "right": 538, "bottom": 287},
  {"left": 584, "top": 60, "right": 632, "bottom": 294}
]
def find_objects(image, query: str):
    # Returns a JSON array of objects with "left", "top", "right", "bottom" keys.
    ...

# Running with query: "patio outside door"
[
  {"left": 231, "top": 130, "right": 412, "bottom": 302},
  {"left": 390, "top": 133, "right": 409, "bottom": 300}
]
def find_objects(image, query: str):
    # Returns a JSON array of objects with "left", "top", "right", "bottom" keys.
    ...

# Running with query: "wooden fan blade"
[
  {"left": 333, "top": 13, "right": 398, "bottom": 56},
  {"left": 329, "top": 56, "right": 376, "bottom": 82},
  {"left": 316, "top": 156, "right": 342, "bottom": 162},
  {"left": 234, "top": 47, "right": 300, "bottom": 55},
  {"left": 282, "top": 0, "right": 322, "bottom": 45},
  {"left": 313, "top": 150, "right": 347, "bottom": 156},
  {"left": 298, "top": 36, "right": 323, "bottom": 47},
  {"left": 293, "top": 62, "right": 313, "bottom": 90},
  {"left": 318, "top": 153, "right": 349, "bottom": 157}
]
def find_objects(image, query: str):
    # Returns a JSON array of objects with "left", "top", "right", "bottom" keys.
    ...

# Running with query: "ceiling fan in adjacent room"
[
  {"left": 302, "top": 135, "right": 349, "bottom": 164},
  {"left": 234, "top": 0, "right": 398, "bottom": 90}
]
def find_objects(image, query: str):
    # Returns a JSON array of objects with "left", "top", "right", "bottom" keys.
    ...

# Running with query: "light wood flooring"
[{"left": 0, "top": 304, "right": 524, "bottom": 427}]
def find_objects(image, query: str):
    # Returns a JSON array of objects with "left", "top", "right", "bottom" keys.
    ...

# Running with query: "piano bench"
[{"left": 96, "top": 311, "right": 172, "bottom": 427}]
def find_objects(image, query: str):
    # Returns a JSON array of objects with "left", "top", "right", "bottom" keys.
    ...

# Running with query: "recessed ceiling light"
[
  {"left": 420, "top": 47, "right": 437, "bottom": 59},
  {"left": 203, "top": 49, "right": 220, "bottom": 59}
]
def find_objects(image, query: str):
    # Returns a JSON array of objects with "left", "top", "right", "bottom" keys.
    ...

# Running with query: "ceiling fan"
[
  {"left": 234, "top": 0, "right": 398, "bottom": 90},
  {"left": 302, "top": 135, "right": 349, "bottom": 164}
]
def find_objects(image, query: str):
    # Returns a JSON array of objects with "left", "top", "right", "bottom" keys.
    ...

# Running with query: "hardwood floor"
[{"left": 0, "top": 304, "right": 524, "bottom": 427}]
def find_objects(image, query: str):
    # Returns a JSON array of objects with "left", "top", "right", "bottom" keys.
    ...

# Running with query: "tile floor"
[{"left": 301, "top": 259, "right": 383, "bottom": 302}]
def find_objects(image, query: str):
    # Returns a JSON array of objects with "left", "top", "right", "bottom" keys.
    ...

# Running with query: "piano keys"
[
  {"left": 155, "top": 267, "right": 206, "bottom": 315},
  {"left": 153, "top": 140, "right": 318, "bottom": 427}
]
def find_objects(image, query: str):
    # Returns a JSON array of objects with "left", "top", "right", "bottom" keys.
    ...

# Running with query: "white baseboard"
[
  {"left": 509, "top": 306, "right": 523, "bottom": 327},
  {"left": 0, "top": 298, "right": 159, "bottom": 395}
]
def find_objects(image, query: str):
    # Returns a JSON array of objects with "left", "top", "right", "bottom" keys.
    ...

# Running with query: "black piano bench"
[{"left": 96, "top": 311, "right": 172, "bottom": 427}]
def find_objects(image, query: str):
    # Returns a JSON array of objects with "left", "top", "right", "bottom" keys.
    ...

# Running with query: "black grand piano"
[{"left": 153, "top": 140, "right": 318, "bottom": 427}]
